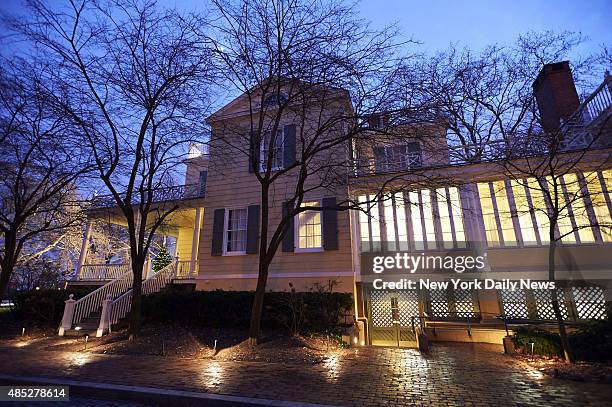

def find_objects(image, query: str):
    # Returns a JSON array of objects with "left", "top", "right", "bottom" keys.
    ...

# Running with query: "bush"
[
  {"left": 569, "top": 319, "right": 612, "bottom": 363},
  {"left": 12, "top": 288, "right": 93, "bottom": 326},
  {"left": 511, "top": 326, "right": 562, "bottom": 357},
  {"left": 141, "top": 289, "right": 353, "bottom": 335}
]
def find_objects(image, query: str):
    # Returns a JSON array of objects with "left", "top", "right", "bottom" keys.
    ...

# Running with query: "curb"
[{"left": 0, "top": 374, "right": 339, "bottom": 407}]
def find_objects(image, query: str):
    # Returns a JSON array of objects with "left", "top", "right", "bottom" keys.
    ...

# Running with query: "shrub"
[
  {"left": 569, "top": 319, "right": 612, "bottom": 363},
  {"left": 141, "top": 289, "right": 353, "bottom": 335},
  {"left": 511, "top": 326, "right": 562, "bottom": 357},
  {"left": 12, "top": 288, "right": 94, "bottom": 326}
]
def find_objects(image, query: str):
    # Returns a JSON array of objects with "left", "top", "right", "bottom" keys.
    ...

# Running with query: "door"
[{"left": 369, "top": 289, "right": 421, "bottom": 347}]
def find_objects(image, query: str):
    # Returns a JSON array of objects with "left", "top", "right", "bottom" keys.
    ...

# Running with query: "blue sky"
[{"left": 2, "top": 0, "right": 610, "bottom": 58}]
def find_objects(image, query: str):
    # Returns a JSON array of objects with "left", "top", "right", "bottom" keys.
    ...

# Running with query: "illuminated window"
[
  {"left": 394, "top": 193, "right": 409, "bottom": 251},
  {"left": 526, "top": 178, "right": 551, "bottom": 243},
  {"left": 421, "top": 190, "right": 437, "bottom": 250},
  {"left": 584, "top": 172, "right": 612, "bottom": 242},
  {"left": 477, "top": 183, "right": 500, "bottom": 247},
  {"left": 563, "top": 173, "right": 595, "bottom": 243},
  {"left": 409, "top": 191, "right": 424, "bottom": 250},
  {"left": 357, "top": 195, "right": 371, "bottom": 252},
  {"left": 492, "top": 181, "right": 517, "bottom": 246},
  {"left": 437, "top": 188, "right": 454, "bottom": 249},
  {"left": 545, "top": 176, "right": 577, "bottom": 244},
  {"left": 448, "top": 187, "right": 466, "bottom": 247},
  {"left": 510, "top": 180, "right": 538, "bottom": 245},
  {"left": 296, "top": 201, "right": 322, "bottom": 251},
  {"left": 370, "top": 199, "right": 382, "bottom": 252},
  {"left": 382, "top": 196, "right": 397, "bottom": 251}
]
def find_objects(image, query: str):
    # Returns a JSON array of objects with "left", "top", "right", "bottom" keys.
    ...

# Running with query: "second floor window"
[
  {"left": 261, "top": 129, "right": 284, "bottom": 171},
  {"left": 374, "top": 142, "right": 422, "bottom": 173},
  {"left": 225, "top": 208, "right": 247, "bottom": 254}
]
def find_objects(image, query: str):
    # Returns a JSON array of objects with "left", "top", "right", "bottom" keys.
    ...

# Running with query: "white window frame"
[
  {"left": 260, "top": 128, "right": 284, "bottom": 172},
  {"left": 223, "top": 207, "right": 248, "bottom": 256},
  {"left": 294, "top": 200, "right": 324, "bottom": 253}
]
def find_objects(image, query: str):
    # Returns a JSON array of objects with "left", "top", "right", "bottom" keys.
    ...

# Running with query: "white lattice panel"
[
  {"left": 533, "top": 289, "right": 568, "bottom": 320},
  {"left": 454, "top": 289, "right": 477, "bottom": 317},
  {"left": 370, "top": 290, "right": 394, "bottom": 327},
  {"left": 397, "top": 290, "right": 421, "bottom": 327},
  {"left": 500, "top": 289, "right": 529, "bottom": 319},
  {"left": 429, "top": 289, "right": 450, "bottom": 318},
  {"left": 572, "top": 286, "right": 607, "bottom": 320}
]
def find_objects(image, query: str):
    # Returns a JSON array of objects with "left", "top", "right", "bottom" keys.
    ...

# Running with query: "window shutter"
[
  {"left": 374, "top": 146, "right": 385, "bottom": 172},
  {"left": 248, "top": 131, "right": 258, "bottom": 173},
  {"left": 211, "top": 208, "right": 225, "bottom": 256},
  {"left": 246, "top": 205, "right": 260, "bottom": 254},
  {"left": 283, "top": 124, "right": 296, "bottom": 168},
  {"left": 323, "top": 197, "right": 339, "bottom": 250},
  {"left": 282, "top": 201, "right": 294, "bottom": 252},
  {"left": 199, "top": 171, "right": 207, "bottom": 196}
]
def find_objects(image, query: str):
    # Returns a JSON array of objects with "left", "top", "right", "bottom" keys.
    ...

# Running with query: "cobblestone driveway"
[{"left": 0, "top": 343, "right": 610, "bottom": 406}]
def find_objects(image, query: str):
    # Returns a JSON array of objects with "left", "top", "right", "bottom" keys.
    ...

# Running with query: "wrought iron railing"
[{"left": 90, "top": 183, "right": 204, "bottom": 209}]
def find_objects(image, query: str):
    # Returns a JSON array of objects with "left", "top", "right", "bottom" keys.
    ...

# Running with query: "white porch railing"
[
  {"left": 175, "top": 260, "right": 194, "bottom": 278},
  {"left": 71, "top": 269, "right": 134, "bottom": 329},
  {"left": 105, "top": 262, "right": 177, "bottom": 329},
  {"left": 79, "top": 263, "right": 130, "bottom": 280}
]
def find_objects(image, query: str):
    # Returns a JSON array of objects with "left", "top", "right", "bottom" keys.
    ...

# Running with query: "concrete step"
[{"left": 63, "top": 329, "right": 97, "bottom": 337}]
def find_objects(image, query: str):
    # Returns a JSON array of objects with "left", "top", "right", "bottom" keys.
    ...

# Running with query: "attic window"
[{"left": 262, "top": 93, "right": 288, "bottom": 107}]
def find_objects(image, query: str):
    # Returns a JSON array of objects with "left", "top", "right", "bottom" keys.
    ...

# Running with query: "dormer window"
[{"left": 374, "top": 142, "right": 422, "bottom": 173}]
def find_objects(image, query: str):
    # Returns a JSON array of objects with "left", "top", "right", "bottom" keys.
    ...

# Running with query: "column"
[
  {"left": 189, "top": 207, "right": 203, "bottom": 278},
  {"left": 76, "top": 220, "right": 93, "bottom": 279}
]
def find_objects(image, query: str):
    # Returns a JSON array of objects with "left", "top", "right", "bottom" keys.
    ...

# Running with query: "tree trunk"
[
  {"left": 548, "top": 227, "right": 574, "bottom": 363},
  {"left": 128, "top": 256, "right": 145, "bottom": 340},
  {"left": 0, "top": 232, "right": 18, "bottom": 297},
  {"left": 0, "top": 264, "right": 12, "bottom": 298},
  {"left": 249, "top": 257, "right": 270, "bottom": 345}
]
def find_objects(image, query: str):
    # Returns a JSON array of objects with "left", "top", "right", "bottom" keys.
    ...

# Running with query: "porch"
[{"left": 69, "top": 190, "right": 204, "bottom": 286}]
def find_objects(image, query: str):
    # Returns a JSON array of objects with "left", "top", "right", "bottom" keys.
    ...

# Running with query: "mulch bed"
[
  {"left": 515, "top": 354, "right": 612, "bottom": 384},
  {"left": 27, "top": 323, "right": 350, "bottom": 365}
]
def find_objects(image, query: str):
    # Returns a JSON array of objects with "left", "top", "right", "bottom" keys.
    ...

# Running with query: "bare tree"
[
  {"left": 10, "top": 0, "right": 215, "bottom": 337},
  {"left": 206, "top": 0, "right": 442, "bottom": 343},
  {"left": 0, "top": 58, "right": 88, "bottom": 297}
]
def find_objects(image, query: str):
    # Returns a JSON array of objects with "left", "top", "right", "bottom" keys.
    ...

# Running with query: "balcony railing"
[
  {"left": 79, "top": 263, "right": 130, "bottom": 280},
  {"left": 90, "top": 183, "right": 204, "bottom": 209}
]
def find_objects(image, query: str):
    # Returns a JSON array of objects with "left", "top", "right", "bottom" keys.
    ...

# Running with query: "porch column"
[
  {"left": 189, "top": 207, "right": 203, "bottom": 278},
  {"left": 76, "top": 220, "right": 93, "bottom": 279}
]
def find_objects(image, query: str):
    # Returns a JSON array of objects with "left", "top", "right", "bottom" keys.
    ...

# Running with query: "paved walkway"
[{"left": 0, "top": 344, "right": 611, "bottom": 406}]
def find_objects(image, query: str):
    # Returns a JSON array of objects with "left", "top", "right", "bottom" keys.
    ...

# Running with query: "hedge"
[
  {"left": 11, "top": 288, "right": 94, "bottom": 326},
  {"left": 142, "top": 289, "right": 353, "bottom": 334}
]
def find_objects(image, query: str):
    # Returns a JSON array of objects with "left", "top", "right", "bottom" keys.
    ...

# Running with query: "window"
[
  {"left": 296, "top": 201, "right": 322, "bottom": 251},
  {"left": 563, "top": 173, "right": 595, "bottom": 243},
  {"left": 526, "top": 177, "right": 551, "bottom": 243},
  {"left": 437, "top": 188, "right": 454, "bottom": 249},
  {"left": 382, "top": 196, "right": 397, "bottom": 251},
  {"left": 225, "top": 208, "right": 247, "bottom": 254},
  {"left": 492, "top": 181, "right": 517, "bottom": 246},
  {"left": 477, "top": 183, "right": 500, "bottom": 247},
  {"left": 510, "top": 180, "right": 538, "bottom": 245},
  {"left": 394, "top": 193, "right": 409, "bottom": 251},
  {"left": 584, "top": 171, "right": 612, "bottom": 242},
  {"left": 375, "top": 143, "right": 422, "bottom": 173},
  {"left": 260, "top": 129, "right": 284, "bottom": 171},
  {"left": 198, "top": 171, "right": 207, "bottom": 197}
]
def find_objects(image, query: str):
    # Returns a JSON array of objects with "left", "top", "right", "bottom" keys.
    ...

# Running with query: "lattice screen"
[
  {"left": 572, "top": 286, "right": 607, "bottom": 320},
  {"left": 454, "top": 289, "right": 477, "bottom": 318},
  {"left": 499, "top": 289, "right": 529, "bottom": 319},
  {"left": 533, "top": 289, "right": 568, "bottom": 320},
  {"left": 396, "top": 290, "right": 421, "bottom": 327},
  {"left": 429, "top": 289, "right": 450, "bottom": 318},
  {"left": 370, "top": 290, "right": 394, "bottom": 327}
]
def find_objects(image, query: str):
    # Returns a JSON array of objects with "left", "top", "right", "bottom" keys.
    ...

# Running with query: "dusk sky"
[{"left": 2, "top": 0, "right": 610, "bottom": 59}]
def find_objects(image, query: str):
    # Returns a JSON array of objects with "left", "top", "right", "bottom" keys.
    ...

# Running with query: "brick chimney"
[{"left": 532, "top": 61, "right": 580, "bottom": 133}]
